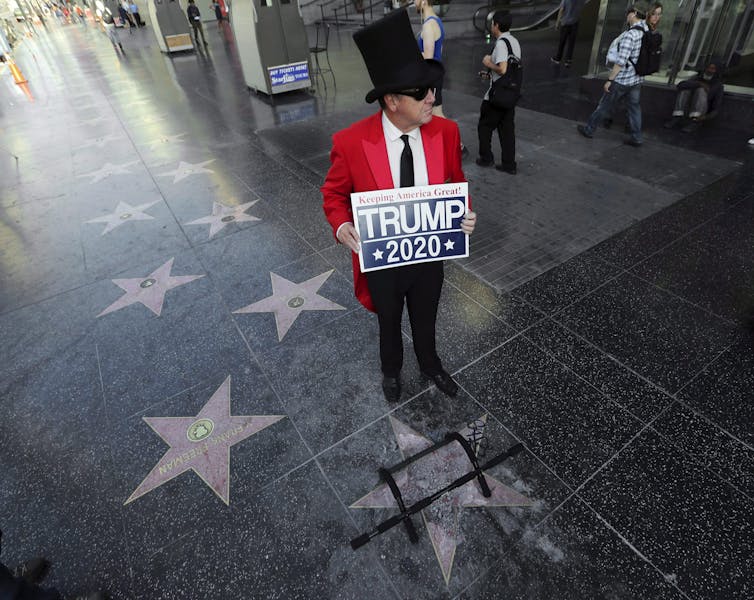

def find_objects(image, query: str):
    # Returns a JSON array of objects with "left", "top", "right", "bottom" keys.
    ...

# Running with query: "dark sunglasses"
[{"left": 394, "top": 87, "right": 434, "bottom": 101}]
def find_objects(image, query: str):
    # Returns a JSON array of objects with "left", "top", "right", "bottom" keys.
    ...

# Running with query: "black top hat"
[{"left": 353, "top": 9, "right": 444, "bottom": 104}]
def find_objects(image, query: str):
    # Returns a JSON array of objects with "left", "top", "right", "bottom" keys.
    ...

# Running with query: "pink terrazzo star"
[
  {"left": 126, "top": 376, "right": 285, "bottom": 505},
  {"left": 97, "top": 258, "right": 204, "bottom": 317}
]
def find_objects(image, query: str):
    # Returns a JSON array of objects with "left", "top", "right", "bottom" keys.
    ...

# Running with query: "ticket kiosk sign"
[
  {"left": 351, "top": 183, "right": 469, "bottom": 273},
  {"left": 268, "top": 61, "right": 310, "bottom": 91}
]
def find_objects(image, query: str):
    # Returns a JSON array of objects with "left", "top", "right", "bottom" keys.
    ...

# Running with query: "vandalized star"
[
  {"left": 233, "top": 270, "right": 345, "bottom": 341},
  {"left": 351, "top": 416, "right": 534, "bottom": 585},
  {"left": 125, "top": 376, "right": 285, "bottom": 505}
]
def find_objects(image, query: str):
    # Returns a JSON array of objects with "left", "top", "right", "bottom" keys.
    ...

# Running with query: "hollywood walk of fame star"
[
  {"left": 85, "top": 200, "right": 159, "bottom": 235},
  {"left": 185, "top": 200, "right": 260, "bottom": 239},
  {"left": 373, "top": 248, "right": 384, "bottom": 261},
  {"left": 444, "top": 238, "right": 455, "bottom": 251},
  {"left": 146, "top": 133, "right": 188, "bottom": 149},
  {"left": 158, "top": 159, "right": 216, "bottom": 184},
  {"left": 75, "top": 133, "right": 125, "bottom": 150},
  {"left": 77, "top": 160, "right": 140, "bottom": 184},
  {"left": 351, "top": 416, "right": 534, "bottom": 585},
  {"left": 97, "top": 258, "right": 204, "bottom": 317},
  {"left": 233, "top": 270, "right": 345, "bottom": 341},
  {"left": 126, "top": 376, "right": 285, "bottom": 505}
]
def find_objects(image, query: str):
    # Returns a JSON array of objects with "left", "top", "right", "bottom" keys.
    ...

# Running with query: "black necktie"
[{"left": 399, "top": 134, "right": 414, "bottom": 188}]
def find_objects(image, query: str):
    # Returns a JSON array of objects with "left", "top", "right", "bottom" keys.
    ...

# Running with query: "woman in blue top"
[{"left": 415, "top": 0, "right": 445, "bottom": 116}]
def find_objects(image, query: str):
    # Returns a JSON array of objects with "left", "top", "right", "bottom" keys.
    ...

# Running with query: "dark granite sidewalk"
[{"left": 1, "top": 16, "right": 752, "bottom": 600}]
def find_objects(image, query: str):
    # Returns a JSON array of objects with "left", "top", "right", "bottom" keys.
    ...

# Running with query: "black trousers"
[
  {"left": 365, "top": 261, "right": 444, "bottom": 378},
  {"left": 477, "top": 99, "right": 516, "bottom": 169},
  {"left": 554, "top": 22, "right": 579, "bottom": 62}
]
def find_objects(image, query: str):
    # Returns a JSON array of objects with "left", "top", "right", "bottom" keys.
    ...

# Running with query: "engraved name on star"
[
  {"left": 78, "top": 160, "right": 140, "bottom": 184},
  {"left": 125, "top": 376, "right": 285, "bottom": 505},
  {"left": 85, "top": 200, "right": 159, "bottom": 235},
  {"left": 233, "top": 270, "right": 345, "bottom": 341},
  {"left": 351, "top": 416, "right": 534, "bottom": 585},
  {"left": 158, "top": 159, "right": 216, "bottom": 184},
  {"left": 185, "top": 200, "right": 260, "bottom": 239},
  {"left": 97, "top": 258, "right": 204, "bottom": 317}
]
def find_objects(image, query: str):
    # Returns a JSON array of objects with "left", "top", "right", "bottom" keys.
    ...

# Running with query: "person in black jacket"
[
  {"left": 664, "top": 60, "right": 724, "bottom": 133},
  {"left": 186, "top": 0, "right": 207, "bottom": 46}
]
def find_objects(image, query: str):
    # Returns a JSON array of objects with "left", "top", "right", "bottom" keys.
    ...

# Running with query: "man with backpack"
[
  {"left": 577, "top": 2, "right": 652, "bottom": 147},
  {"left": 476, "top": 10, "right": 521, "bottom": 174}
]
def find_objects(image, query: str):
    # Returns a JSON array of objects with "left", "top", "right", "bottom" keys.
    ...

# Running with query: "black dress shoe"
[
  {"left": 381, "top": 376, "right": 401, "bottom": 402},
  {"left": 422, "top": 370, "right": 458, "bottom": 397},
  {"left": 495, "top": 164, "right": 516, "bottom": 175}
]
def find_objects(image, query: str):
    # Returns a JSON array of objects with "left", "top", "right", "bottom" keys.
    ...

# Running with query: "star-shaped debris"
[
  {"left": 85, "top": 200, "right": 159, "bottom": 235},
  {"left": 158, "top": 159, "right": 216, "bottom": 183},
  {"left": 146, "top": 132, "right": 188, "bottom": 149},
  {"left": 126, "top": 376, "right": 285, "bottom": 505},
  {"left": 77, "top": 160, "right": 140, "bottom": 184},
  {"left": 351, "top": 416, "right": 534, "bottom": 585},
  {"left": 185, "top": 200, "right": 260, "bottom": 239},
  {"left": 75, "top": 133, "right": 124, "bottom": 150},
  {"left": 233, "top": 270, "right": 345, "bottom": 341},
  {"left": 97, "top": 257, "right": 204, "bottom": 317}
]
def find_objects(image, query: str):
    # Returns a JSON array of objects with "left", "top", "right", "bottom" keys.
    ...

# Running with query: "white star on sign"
[
  {"left": 75, "top": 133, "right": 124, "bottom": 150},
  {"left": 158, "top": 160, "right": 216, "bottom": 184},
  {"left": 233, "top": 270, "right": 345, "bottom": 341},
  {"left": 77, "top": 160, "right": 140, "bottom": 184},
  {"left": 146, "top": 133, "right": 188, "bottom": 149},
  {"left": 444, "top": 239, "right": 455, "bottom": 251},
  {"left": 185, "top": 200, "right": 260, "bottom": 239},
  {"left": 86, "top": 200, "right": 159, "bottom": 235},
  {"left": 97, "top": 258, "right": 204, "bottom": 317},
  {"left": 372, "top": 248, "right": 384, "bottom": 261},
  {"left": 351, "top": 416, "right": 534, "bottom": 585}
]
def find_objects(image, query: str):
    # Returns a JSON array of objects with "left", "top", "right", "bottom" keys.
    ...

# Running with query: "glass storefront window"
[{"left": 588, "top": 0, "right": 754, "bottom": 95}]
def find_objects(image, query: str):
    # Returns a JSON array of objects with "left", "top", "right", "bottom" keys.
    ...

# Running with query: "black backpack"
[
  {"left": 629, "top": 25, "right": 662, "bottom": 76},
  {"left": 488, "top": 37, "right": 523, "bottom": 110}
]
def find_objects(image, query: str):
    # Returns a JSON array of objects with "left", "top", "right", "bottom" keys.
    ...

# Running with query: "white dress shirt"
[{"left": 381, "top": 111, "right": 429, "bottom": 188}]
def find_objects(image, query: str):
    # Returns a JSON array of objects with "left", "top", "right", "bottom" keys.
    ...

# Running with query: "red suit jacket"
[{"left": 321, "top": 111, "right": 467, "bottom": 312}]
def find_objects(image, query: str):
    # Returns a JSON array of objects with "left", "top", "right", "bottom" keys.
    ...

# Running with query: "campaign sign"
[
  {"left": 268, "top": 62, "right": 310, "bottom": 88},
  {"left": 351, "top": 183, "right": 469, "bottom": 273}
]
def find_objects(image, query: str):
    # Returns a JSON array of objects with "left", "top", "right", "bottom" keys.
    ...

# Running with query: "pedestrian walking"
[
  {"left": 550, "top": 0, "right": 586, "bottom": 67},
  {"left": 187, "top": 0, "right": 208, "bottom": 46}
]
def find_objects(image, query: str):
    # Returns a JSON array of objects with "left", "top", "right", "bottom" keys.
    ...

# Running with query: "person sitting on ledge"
[{"left": 664, "top": 60, "right": 724, "bottom": 133}]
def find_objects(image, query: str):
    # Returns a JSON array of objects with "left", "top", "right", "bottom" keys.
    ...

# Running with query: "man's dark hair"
[
  {"left": 627, "top": 2, "right": 647, "bottom": 19},
  {"left": 378, "top": 96, "right": 387, "bottom": 110},
  {"left": 492, "top": 10, "right": 512, "bottom": 33}
]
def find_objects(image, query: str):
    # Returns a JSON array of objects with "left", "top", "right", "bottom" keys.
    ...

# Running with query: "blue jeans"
[{"left": 584, "top": 82, "right": 642, "bottom": 143}]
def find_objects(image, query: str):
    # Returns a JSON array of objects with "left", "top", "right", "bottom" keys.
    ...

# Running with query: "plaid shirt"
[{"left": 614, "top": 21, "right": 647, "bottom": 86}]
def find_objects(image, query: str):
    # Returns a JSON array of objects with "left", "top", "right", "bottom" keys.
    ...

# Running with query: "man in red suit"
[{"left": 322, "top": 10, "right": 477, "bottom": 403}]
